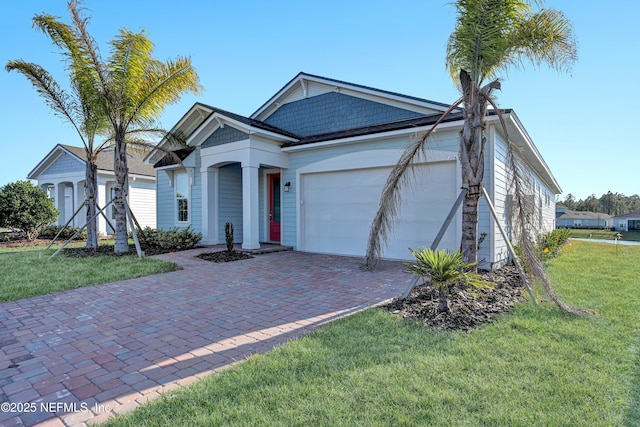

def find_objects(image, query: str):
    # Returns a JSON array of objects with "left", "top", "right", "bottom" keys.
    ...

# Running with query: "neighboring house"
[
  {"left": 147, "top": 72, "right": 560, "bottom": 268},
  {"left": 612, "top": 210, "right": 640, "bottom": 232},
  {"left": 556, "top": 205, "right": 612, "bottom": 229},
  {"left": 28, "top": 144, "right": 156, "bottom": 235}
]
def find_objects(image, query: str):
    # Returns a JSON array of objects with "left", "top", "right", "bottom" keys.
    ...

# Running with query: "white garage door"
[{"left": 300, "top": 161, "right": 459, "bottom": 260}]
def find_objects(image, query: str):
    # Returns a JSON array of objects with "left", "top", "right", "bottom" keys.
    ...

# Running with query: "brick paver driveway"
[{"left": 0, "top": 249, "right": 410, "bottom": 426}]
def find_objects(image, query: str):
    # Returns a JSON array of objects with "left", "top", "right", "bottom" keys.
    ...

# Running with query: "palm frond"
[
  {"left": 485, "top": 96, "right": 588, "bottom": 316},
  {"left": 508, "top": 8, "right": 577, "bottom": 74},
  {"left": 364, "top": 98, "right": 463, "bottom": 269},
  {"left": 127, "top": 57, "right": 203, "bottom": 128},
  {"left": 5, "top": 60, "right": 87, "bottom": 146},
  {"left": 447, "top": 0, "right": 576, "bottom": 85}
]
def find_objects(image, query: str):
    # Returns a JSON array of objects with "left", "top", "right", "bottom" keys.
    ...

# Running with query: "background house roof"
[
  {"left": 29, "top": 144, "right": 156, "bottom": 178},
  {"left": 613, "top": 210, "right": 640, "bottom": 219},
  {"left": 556, "top": 209, "right": 612, "bottom": 220}
]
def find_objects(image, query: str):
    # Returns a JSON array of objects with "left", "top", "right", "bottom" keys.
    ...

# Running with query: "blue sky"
[{"left": 1, "top": 0, "right": 637, "bottom": 200}]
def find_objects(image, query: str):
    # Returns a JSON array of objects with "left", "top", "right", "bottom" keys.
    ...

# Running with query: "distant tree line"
[{"left": 559, "top": 192, "right": 640, "bottom": 216}]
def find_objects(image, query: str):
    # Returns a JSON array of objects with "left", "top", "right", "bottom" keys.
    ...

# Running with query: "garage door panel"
[{"left": 301, "top": 161, "right": 458, "bottom": 260}]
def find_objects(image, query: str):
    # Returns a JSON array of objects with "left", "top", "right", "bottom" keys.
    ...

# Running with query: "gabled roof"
[
  {"left": 144, "top": 102, "right": 299, "bottom": 165},
  {"left": 186, "top": 104, "right": 299, "bottom": 146},
  {"left": 28, "top": 144, "right": 155, "bottom": 179},
  {"left": 251, "top": 72, "right": 453, "bottom": 121},
  {"left": 147, "top": 72, "right": 560, "bottom": 194}
]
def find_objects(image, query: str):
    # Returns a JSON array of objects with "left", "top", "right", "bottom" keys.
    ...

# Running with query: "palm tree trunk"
[
  {"left": 85, "top": 161, "right": 98, "bottom": 249},
  {"left": 113, "top": 134, "right": 130, "bottom": 254},
  {"left": 437, "top": 288, "right": 450, "bottom": 314},
  {"left": 459, "top": 70, "right": 487, "bottom": 269}
]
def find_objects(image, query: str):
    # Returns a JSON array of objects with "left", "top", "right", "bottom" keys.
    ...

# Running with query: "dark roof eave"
[
  {"left": 283, "top": 111, "right": 466, "bottom": 147},
  {"left": 153, "top": 148, "right": 196, "bottom": 168}
]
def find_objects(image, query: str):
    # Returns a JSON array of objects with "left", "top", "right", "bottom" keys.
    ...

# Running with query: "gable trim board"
[{"left": 153, "top": 72, "right": 560, "bottom": 267}]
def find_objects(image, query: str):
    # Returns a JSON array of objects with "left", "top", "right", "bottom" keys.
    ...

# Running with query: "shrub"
[
  {"left": 0, "top": 180, "right": 58, "bottom": 241},
  {"left": 39, "top": 225, "right": 87, "bottom": 240},
  {"left": 537, "top": 228, "right": 571, "bottom": 261},
  {"left": 138, "top": 226, "right": 202, "bottom": 251}
]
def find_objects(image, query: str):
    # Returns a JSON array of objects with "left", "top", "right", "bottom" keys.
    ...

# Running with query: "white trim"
[
  {"left": 241, "top": 165, "right": 260, "bottom": 250},
  {"left": 174, "top": 170, "right": 191, "bottom": 226},
  {"left": 200, "top": 139, "right": 289, "bottom": 170},
  {"left": 187, "top": 112, "right": 297, "bottom": 147}
]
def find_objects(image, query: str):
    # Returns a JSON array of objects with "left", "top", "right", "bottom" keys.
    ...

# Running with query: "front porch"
[{"left": 197, "top": 136, "right": 290, "bottom": 250}]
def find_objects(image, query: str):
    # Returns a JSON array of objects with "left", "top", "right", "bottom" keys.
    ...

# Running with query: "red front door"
[{"left": 269, "top": 174, "right": 281, "bottom": 241}]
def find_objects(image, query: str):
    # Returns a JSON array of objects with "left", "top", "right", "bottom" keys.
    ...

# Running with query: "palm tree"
[
  {"left": 366, "top": 1, "right": 588, "bottom": 315},
  {"left": 404, "top": 247, "right": 489, "bottom": 314},
  {"left": 34, "top": 0, "right": 202, "bottom": 253},
  {"left": 366, "top": 0, "right": 576, "bottom": 268},
  {"left": 6, "top": 59, "right": 109, "bottom": 249}
]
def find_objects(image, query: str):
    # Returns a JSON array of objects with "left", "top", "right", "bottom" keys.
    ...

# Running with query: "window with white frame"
[{"left": 175, "top": 172, "right": 189, "bottom": 223}]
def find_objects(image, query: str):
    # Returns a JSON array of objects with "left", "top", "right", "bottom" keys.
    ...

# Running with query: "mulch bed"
[
  {"left": 0, "top": 238, "right": 53, "bottom": 248},
  {"left": 196, "top": 250, "right": 253, "bottom": 263},
  {"left": 383, "top": 266, "right": 525, "bottom": 331},
  {"left": 61, "top": 244, "right": 184, "bottom": 257}
]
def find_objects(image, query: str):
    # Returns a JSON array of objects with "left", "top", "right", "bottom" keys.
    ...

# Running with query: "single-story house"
[
  {"left": 147, "top": 72, "right": 560, "bottom": 268},
  {"left": 28, "top": 144, "right": 156, "bottom": 235},
  {"left": 556, "top": 205, "right": 612, "bottom": 229},
  {"left": 612, "top": 210, "right": 640, "bottom": 231}
]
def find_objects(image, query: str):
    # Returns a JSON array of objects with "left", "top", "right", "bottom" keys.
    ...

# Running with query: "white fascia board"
[
  {"left": 487, "top": 113, "right": 561, "bottom": 194},
  {"left": 188, "top": 113, "right": 298, "bottom": 147},
  {"left": 145, "top": 103, "right": 214, "bottom": 164},
  {"left": 282, "top": 119, "right": 463, "bottom": 153}
]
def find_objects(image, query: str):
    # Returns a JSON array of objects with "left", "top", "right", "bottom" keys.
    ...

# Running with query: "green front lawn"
[
  {"left": 0, "top": 244, "right": 179, "bottom": 302},
  {"left": 106, "top": 240, "right": 640, "bottom": 426}
]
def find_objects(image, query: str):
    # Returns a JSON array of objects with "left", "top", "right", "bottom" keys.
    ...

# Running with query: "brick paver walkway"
[{"left": 0, "top": 249, "right": 410, "bottom": 426}]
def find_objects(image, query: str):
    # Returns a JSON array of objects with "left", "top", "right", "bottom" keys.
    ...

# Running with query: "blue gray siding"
[
  {"left": 480, "top": 130, "right": 510, "bottom": 269},
  {"left": 43, "top": 153, "right": 84, "bottom": 175},
  {"left": 156, "top": 170, "right": 174, "bottom": 229},
  {"left": 156, "top": 148, "right": 202, "bottom": 233},
  {"left": 190, "top": 150, "right": 202, "bottom": 233},
  {"left": 218, "top": 164, "right": 243, "bottom": 242},
  {"left": 201, "top": 126, "right": 249, "bottom": 149},
  {"left": 264, "top": 92, "right": 423, "bottom": 137}
]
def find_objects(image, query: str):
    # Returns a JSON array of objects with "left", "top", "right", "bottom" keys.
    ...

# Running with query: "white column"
[
  {"left": 56, "top": 183, "right": 65, "bottom": 225},
  {"left": 241, "top": 164, "right": 260, "bottom": 249},
  {"left": 76, "top": 181, "right": 85, "bottom": 228}
]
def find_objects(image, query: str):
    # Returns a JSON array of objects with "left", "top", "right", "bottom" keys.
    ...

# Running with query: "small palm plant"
[
  {"left": 225, "top": 222, "right": 235, "bottom": 254},
  {"left": 404, "top": 247, "right": 492, "bottom": 314}
]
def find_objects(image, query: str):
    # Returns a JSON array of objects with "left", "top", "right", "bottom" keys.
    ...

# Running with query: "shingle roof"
[
  {"left": 60, "top": 144, "right": 155, "bottom": 177},
  {"left": 556, "top": 209, "right": 612, "bottom": 220},
  {"left": 251, "top": 72, "right": 452, "bottom": 118},
  {"left": 613, "top": 210, "right": 640, "bottom": 219}
]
